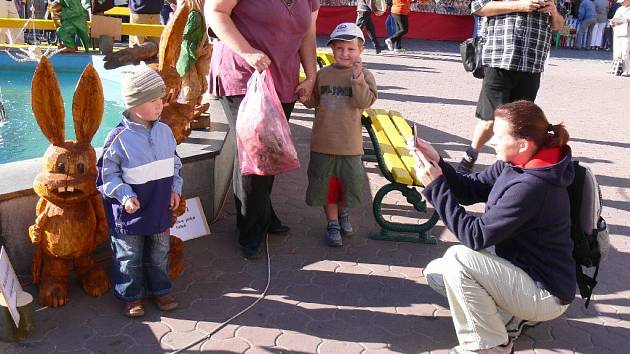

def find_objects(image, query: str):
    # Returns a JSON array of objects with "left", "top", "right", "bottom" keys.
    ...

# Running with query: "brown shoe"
[
  {"left": 123, "top": 300, "right": 145, "bottom": 317},
  {"left": 154, "top": 294, "right": 178, "bottom": 311}
]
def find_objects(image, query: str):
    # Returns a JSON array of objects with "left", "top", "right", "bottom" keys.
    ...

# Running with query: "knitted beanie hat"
[{"left": 120, "top": 65, "right": 165, "bottom": 108}]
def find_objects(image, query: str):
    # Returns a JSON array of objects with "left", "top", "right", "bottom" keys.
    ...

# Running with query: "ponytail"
[
  {"left": 495, "top": 100, "right": 570, "bottom": 148},
  {"left": 548, "top": 123, "right": 570, "bottom": 147}
]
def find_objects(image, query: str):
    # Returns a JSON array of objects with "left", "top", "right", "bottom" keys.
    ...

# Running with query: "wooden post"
[{"left": 0, "top": 291, "right": 34, "bottom": 342}]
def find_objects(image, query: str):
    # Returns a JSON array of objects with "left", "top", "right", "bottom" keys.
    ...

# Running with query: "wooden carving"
[
  {"left": 29, "top": 56, "right": 110, "bottom": 307},
  {"left": 157, "top": 0, "right": 212, "bottom": 144}
]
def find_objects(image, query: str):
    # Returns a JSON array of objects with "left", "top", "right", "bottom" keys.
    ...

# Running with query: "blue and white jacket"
[{"left": 97, "top": 113, "right": 183, "bottom": 236}]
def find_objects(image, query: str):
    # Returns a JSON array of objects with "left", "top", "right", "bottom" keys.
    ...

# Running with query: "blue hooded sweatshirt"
[{"left": 422, "top": 146, "right": 577, "bottom": 302}]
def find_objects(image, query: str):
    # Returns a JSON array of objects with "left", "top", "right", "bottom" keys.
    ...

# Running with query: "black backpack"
[{"left": 567, "top": 161, "right": 610, "bottom": 308}]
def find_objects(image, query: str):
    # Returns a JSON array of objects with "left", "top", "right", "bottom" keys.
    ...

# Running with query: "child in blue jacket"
[{"left": 97, "top": 65, "right": 183, "bottom": 317}]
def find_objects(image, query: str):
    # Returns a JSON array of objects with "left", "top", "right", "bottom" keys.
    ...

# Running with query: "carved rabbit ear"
[
  {"left": 158, "top": 1, "right": 191, "bottom": 73},
  {"left": 72, "top": 64, "right": 104, "bottom": 144},
  {"left": 31, "top": 56, "right": 65, "bottom": 145}
]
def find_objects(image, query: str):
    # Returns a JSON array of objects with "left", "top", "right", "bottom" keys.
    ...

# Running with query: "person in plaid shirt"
[{"left": 458, "top": 0, "right": 565, "bottom": 175}]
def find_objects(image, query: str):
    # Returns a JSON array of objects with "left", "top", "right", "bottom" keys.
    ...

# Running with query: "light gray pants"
[
  {"left": 425, "top": 245, "right": 569, "bottom": 350},
  {"left": 575, "top": 18, "right": 597, "bottom": 49}
]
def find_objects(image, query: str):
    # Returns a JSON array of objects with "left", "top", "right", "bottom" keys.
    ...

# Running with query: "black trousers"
[
  {"left": 220, "top": 95, "right": 295, "bottom": 248},
  {"left": 389, "top": 13, "right": 408, "bottom": 49},
  {"left": 356, "top": 10, "right": 379, "bottom": 47}
]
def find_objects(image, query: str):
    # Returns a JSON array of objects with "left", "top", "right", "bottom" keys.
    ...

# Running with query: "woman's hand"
[
  {"left": 415, "top": 153, "right": 443, "bottom": 186},
  {"left": 414, "top": 138, "right": 440, "bottom": 163},
  {"left": 295, "top": 77, "right": 315, "bottom": 102},
  {"left": 242, "top": 49, "right": 271, "bottom": 72}
]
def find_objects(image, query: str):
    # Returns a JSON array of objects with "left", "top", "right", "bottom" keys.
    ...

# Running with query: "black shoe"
[
  {"left": 268, "top": 224, "right": 290, "bottom": 234},
  {"left": 375, "top": 44, "right": 386, "bottom": 54},
  {"left": 457, "top": 148, "right": 477, "bottom": 175},
  {"left": 241, "top": 243, "right": 263, "bottom": 259}
]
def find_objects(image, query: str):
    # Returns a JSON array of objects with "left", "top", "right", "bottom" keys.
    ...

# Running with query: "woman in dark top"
[{"left": 418, "top": 101, "right": 576, "bottom": 353}]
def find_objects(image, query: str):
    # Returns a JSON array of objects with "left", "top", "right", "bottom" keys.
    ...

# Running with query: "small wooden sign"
[
  {"left": 0, "top": 247, "right": 22, "bottom": 327},
  {"left": 170, "top": 197, "right": 211, "bottom": 241},
  {"left": 90, "top": 15, "right": 122, "bottom": 40}
]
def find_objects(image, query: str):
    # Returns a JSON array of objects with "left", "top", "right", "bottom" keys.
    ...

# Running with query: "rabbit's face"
[{"left": 34, "top": 141, "right": 98, "bottom": 205}]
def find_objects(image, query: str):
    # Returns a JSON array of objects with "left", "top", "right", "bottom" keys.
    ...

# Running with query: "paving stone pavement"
[{"left": 2, "top": 40, "right": 629, "bottom": 353}]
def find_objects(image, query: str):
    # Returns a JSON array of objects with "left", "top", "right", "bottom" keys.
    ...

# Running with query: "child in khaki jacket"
[{"left": 301, "top": 23, "right": 378, "bottom": 247}]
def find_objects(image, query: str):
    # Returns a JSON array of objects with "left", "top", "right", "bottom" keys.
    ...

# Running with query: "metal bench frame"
[{"left": 362, "top": 114, "right": 438, "bottom": 244}]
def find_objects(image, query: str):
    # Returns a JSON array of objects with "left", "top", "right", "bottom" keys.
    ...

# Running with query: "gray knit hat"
[{"left": 121, "top": 65, "right": 165, "bottom": 108}]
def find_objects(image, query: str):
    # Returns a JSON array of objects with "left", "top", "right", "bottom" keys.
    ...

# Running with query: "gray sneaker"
[
  {"left": 339, "top": 210, "right": 353, "bottom": 235},
  {"left": 385, "top": 38, "right": 394, "bottom": 51},
  {"left": 506, "top": 316, "right": 540, "bottom": 340},
  {"left": 326, "top": 220, "right": 342, "bottom": 247}
]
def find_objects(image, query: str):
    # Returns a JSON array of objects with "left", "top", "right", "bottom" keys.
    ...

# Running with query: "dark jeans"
[
  {"left": 110, "top": 231, "right": 171, "bottom": 302},
  {"left": 388, "top": 13, "right": 409, "bottom": 49},
  {"left": 220, "top": 95, "right": 296, "bottom": 249},
  {"left": 356, "top": 10, "right": 380, "bottom": 47}
]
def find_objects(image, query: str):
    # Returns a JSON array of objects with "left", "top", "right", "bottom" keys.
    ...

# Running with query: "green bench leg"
[{"left": 369, "top": 183, "right": 439, "bottom": 244}]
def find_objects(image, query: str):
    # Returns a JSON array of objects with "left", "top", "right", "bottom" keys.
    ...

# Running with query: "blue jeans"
[{"left": 110, "top": 231, "right": 171, "bottom": 302}]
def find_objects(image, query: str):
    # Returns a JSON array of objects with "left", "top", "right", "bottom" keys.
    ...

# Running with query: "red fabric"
[
  {"left": 327, "top": 177, "right": 344, "bottom": 204},
  {"left": 316, "top": 7, "right": 473, "bottom": 41},
  {"left": 522, "top": 146, "right": 563, "bottom": 169}
]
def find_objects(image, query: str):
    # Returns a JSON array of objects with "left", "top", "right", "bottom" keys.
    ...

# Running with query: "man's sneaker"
[
  {"left": 339, "top": 210, "right": 353, "bottom": 236},
  {"left": 506, "top": 316, "right": 540, "bottom": 340},
  {"left": 449, "top": 341, "right": 513, "bottom": 354},
  {"left": 326, "top": 220, "right": 343, "bottom": 247},
  {"left": 457, "top": 147, "right": 478, "bottom": 174},
  {"left": 385, "top": 38, "right": 394, "bottom": 51}
]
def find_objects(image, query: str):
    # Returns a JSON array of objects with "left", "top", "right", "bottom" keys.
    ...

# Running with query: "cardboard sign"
[
  {"left": 170, "top": 197, "right": 211, "bottom": 241},
  {"left": 0, "top": 247, "right": 22, "bottom": 327},
  {"left": 90, "top": 15, "right": 123, "bottom": 40}
]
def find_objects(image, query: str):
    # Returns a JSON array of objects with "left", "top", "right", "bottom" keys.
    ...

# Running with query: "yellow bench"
[
  {"left": 299, "top": 50, "right": 336, "bottom": 81},
  {"left": 0, "top": 18, "right": 163, "bottom": 38},
  {"left": 362, "top": 109, "right": 438, "bottom": 244},
  {"left": 104, "top": 6, "right": 131, "bottom": 17}
]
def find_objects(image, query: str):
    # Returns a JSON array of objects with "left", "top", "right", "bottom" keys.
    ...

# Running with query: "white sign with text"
[
  {"left": 170, "top": 197, "right": 211, "bottom": 241},
  {"left": 0, "top": 246, "right": 22, "bottom": 327}
]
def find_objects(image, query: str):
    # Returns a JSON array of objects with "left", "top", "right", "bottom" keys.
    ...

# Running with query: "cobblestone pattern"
[{"left": 2, "top": 41, "right": 628, "bottom": 353}]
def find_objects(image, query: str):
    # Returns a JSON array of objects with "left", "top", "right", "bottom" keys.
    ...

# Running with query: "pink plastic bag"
[{"left": 236, "top": 70, "right": 300, "bottom": 176}]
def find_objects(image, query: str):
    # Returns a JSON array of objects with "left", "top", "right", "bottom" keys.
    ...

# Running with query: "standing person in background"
[
  {"left": 591, "top": 0, "right": 610, "bottom": 49},
  {"left": 205, "top": 0, "right": 319, "bottom": 259},
  {"left": 611, "top": 0, "right": 630, "bottom": 75},
  {"left": 356, "top": 0, "right": 387, "bottom": 54},
  {"left": 575, "top": 0, "right": 597, "bottom": 49},
  {"left": 457, "top": 0, "right": 565, "bottom": 174},
  {"left": 385, "top": 0, "right": 412, "bottom": 53},
  {"left": 0, "top": 0, "right": 25, "bottom": 44},
  {"left": 129, "top": 0, "right": 162, "bottom": 47}
]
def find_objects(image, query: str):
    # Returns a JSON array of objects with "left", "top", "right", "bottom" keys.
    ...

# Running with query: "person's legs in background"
[
  {"left": 575, "top": 18, "right": 597, "bottom": 49},
  {"left": 129, "top": 13, "right": 161, "bottom": 47},
  {"left": 356, "top": 10, "right": 385, "bottom": 54},
  {"left": 0, "top": 0, "right": 25, "bottom": 44},
  {"left": 387, "top": 13, "right": 408, "bottom": 52},
  {"left": 459, "top": 68, "right": 511, "bottom": 174}
]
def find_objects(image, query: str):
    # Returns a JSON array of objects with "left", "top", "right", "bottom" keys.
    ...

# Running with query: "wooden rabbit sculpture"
[{"left": 28, "top": 56, "right": 111, "bottom": 307}]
